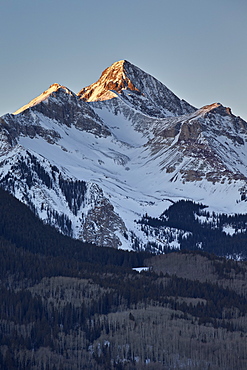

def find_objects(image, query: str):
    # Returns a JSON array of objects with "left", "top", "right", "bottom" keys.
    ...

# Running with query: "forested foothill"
[
  {"left": 0, "top": 189, "right": 247, "bottom": 369},
  {"left": 139, "top": 199, "right": 247, "bottom": 259}
]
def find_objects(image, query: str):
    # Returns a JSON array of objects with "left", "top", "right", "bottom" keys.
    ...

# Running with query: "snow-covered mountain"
[{"left": 1, "top": 60, "right": 247, "bottom": 252}]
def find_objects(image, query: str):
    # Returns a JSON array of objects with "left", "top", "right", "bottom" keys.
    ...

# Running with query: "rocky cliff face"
[
  {"left": 1, "top": 60, "right": 247, "bottom": 252},
  {"left": 148, "top": 103, "right": 247, "bottom": 185},
  {"left": 78, "top": 60, "right": 140, "bottom": 102},
  {"left": 82, "top": 196, "right": 127, "bottom": 249}
]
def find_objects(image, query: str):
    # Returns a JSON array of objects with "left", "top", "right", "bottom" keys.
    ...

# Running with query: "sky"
[{"left": 1, "top": 0, "right": 247, "bottom": 120}]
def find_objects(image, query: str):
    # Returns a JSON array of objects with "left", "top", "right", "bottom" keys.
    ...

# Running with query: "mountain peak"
[
  {"left": 14, "top": 83, "right": 73, "bottom": 115},
  {"left": 77, "top": 60, "right": 140, "bottom": 102},
  {"left": 196, "top": 103, "right": 235, "bottom": 120},
  {"left": 77, "top": 60, "right": 195, "bottom": 117},
  {"left": 106, "top": 59, "right": 127, "bottom": 70}
]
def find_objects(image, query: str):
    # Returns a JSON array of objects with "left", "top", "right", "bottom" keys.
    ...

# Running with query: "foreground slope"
[{"left": 0, "top": 60, "right": 247, "bottom": 252}]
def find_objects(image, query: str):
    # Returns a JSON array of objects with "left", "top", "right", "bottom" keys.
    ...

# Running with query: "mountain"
[{"left": 1, "top": 60, "right": 247, "bottom": 254}]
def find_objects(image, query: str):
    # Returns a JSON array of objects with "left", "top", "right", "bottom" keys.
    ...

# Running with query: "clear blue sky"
[{"left": 1, "top": 0, "right": 247, "bottom": 120}]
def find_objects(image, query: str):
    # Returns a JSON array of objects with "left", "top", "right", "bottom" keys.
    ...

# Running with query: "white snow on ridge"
[{"left": 132, "top": 267, "right": 150, "bottom": 273}]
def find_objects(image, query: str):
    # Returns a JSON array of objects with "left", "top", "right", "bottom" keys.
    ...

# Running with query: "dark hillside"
[
  {"left": 0, "top": 187, "right": 149, "bottom": 270},
  {"left": 139, "top": 199, "right": 247, "bottom": 258},
  {"left": 0, "top": 189, "right": 247, "bottom": 369}
]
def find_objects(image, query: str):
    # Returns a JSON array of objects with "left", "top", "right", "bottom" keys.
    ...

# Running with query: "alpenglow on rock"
[{"left": 1, "top": 60, "right": 247, "bottom": 252}]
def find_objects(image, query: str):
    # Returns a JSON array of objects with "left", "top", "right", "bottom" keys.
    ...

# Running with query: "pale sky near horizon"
[{"left": 1, "top": 0, "right": 247, "bottom": 120}]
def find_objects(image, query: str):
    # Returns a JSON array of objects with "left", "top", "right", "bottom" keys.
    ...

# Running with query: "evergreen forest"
[{"left": 139, "top": 199, "right": 247, "bottom": 258}]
